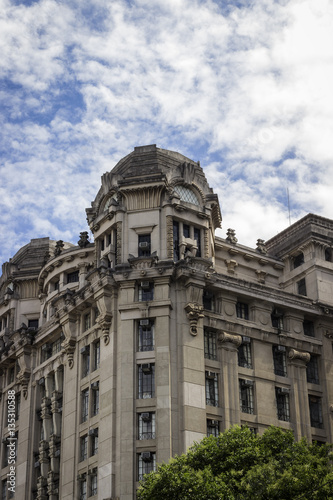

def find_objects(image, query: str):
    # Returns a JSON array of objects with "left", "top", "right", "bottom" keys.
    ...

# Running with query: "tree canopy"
[{"left": 137, "top": 426, "right": 333, "bottom": 500}]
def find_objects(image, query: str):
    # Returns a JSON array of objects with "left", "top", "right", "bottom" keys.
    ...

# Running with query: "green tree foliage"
[{"left": 137, "top": 426, "right": 333, "bottom": 500}]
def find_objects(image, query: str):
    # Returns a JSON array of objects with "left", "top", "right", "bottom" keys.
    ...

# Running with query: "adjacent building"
[{"left": 0, "top": 144, "right": 332, "bottom": 500}]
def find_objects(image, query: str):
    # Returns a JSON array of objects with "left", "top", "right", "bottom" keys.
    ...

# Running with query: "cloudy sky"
[{"left": 1, "top": 0, "right": 333, "bottom": 265}]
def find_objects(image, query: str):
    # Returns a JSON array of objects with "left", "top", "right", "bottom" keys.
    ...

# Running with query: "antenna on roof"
[{"left": 287, "top": 188, "right": 291, "bottom": 226}]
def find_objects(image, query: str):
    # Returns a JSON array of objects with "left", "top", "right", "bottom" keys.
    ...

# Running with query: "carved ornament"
[
  {"left": 217, "top": 331, "right": 242, "bottom": 349},
  {"left": 96, "top": 313, "right": 113, "bottom": 345},
  {"left": 185, "top": 303, "right": 204, "bottom": 336},
  {"left": 288, "top": 348, "right": 310, "bottom": 364}
]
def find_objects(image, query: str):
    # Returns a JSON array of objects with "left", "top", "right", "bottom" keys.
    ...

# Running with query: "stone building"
[{"left": 0, "top": 144, "right": 332, "bottom": 500}]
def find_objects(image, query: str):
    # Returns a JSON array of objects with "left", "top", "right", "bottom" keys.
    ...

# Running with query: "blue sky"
[{"left": 1, "top": 0, "right": 333, "bottom": 265}]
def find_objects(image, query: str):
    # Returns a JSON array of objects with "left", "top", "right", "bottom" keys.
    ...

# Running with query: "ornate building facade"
[{"left": 0, "top": 144, "right": 333, "bottom": 500}]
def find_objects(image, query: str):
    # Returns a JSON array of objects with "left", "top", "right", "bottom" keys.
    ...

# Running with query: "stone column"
[
  {"left": 218, "top": 331, "right": 242, "bottom": 429},
  {"left": 288, "top": 348, "right": 311, "bottom": 441}
]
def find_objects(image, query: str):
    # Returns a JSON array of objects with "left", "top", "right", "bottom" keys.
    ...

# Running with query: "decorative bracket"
[{"left": 185, "top": 303, "right": 204, "bottom": 336}]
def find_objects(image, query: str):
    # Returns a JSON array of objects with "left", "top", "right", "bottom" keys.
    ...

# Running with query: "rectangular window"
[
  {"left": 138, "top": 364, "right": 155, "bottom": 399},
  {"left": 205, "top": 371, "right": 218, "bottom": 407},
  {"left": 193, "top": 227, "right": 201, "bottom": 257},
  {"left": 238, "top": 338, "right": 252, "bottom": 369},
  {"left": 81, "top": 389, "right": 89, "bottom": 423},
  {"left": 139, "top": 282, "right": 154, "bottom": 301},
  {"left": 203, "top": 291, "right": 214, "bottom": 311},
  {"left": 173, "top": 221, "right": 180, "bottom": 261},
  {"left": 91, "top": 382, "right": 99, "bottom": 416},
  {"left": 138, "top": 321, "right": 154, "bottom": 352},
  {"left": 138, "top": 452, "right": 156, "bottom": 480},
  {"left": 303, "top": 320, "right": 315, "bottom": 337},
  {"left": 92, "top": 341, "right": 100, "bottom": 371},
  {"left": 309, "top": 396, "right": 323, "bottom": 428},
  {"left": 81, "top": 346, "right": 90, "bottom": 378},
  {"left": 204, "top": 330, "right": 217, "bottom": 361},
  {"left": 15, "top": 393, "right": 21, "bottom": 421},
  {"left": 236, "top": 302, "right": 249, "bottom": 320},
  {"left": 271, "top": 310, "right": 284, "bottom": 330},
  {"left": 28, "top": 319, "right": 39, "bottom": 329},
  {"left": 183, "top": 224, "right": 190, "bottom": 238},
  {"left": 293, "top": 252, "right": 304, "bottom": 269},
  {"left": 8, "top": 365, "right": 15, "bottom": 384},
  {"left": 207, "top": 419, "right": 219, "bottom": 437},
  {"left": 297, "top": 278, "right": 307, "bottom": 296},
  {"left": 52, "top": 336, "right": 62, "bottom": 355},
  {"left": 239, "top": 379, "right": 254, "bottom": 414},
  {"left": 138, "top": 412, "right": 156, "bottom": 440},
  {"left": 307, "top": 356, "right": 319, "bottom": 384},
  {"left": 138, "top": 234, "right": 151, "bottom": 257},
  {"left": 90, "top": 429, "right": 98, "bottom": 456},
  {"left": 276, "top": 388, "right": 290, "bottom": 421},
  {"left": 67, "top": 270, "right": 79, "bottom": 283},
  {"left": 84, "top": 313, "right": 91, "bottom": 331},
  {"left": 80, "top": 435, "right": 88, "bottom": 462},
  {"left": 273, "top": 346, "right": 287, "bottom": 377},
  {"left": 79, "top": 476, "right": 87, "bottom": 500},
  {"left": 90, "top": 473, "right": 98, "bottom": 496}
]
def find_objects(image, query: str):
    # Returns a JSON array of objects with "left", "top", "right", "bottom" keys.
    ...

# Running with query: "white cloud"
[{"left": 1, "top": 0, "right": 333, "bottom": 265}]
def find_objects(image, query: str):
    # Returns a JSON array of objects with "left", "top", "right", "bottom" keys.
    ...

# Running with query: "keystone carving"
[
  {"left": 185, "top": 303, "right": 204, "bottom": 336},
  {"left": 225, "top": 259, "right": 238, "bottom": 274}
]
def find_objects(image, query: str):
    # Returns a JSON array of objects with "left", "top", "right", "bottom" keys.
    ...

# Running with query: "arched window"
[{"left": 173, "top": 185, "right": 200, "bottom": 206}]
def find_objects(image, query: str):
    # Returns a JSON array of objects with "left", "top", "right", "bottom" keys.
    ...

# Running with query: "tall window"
[
  {"left": 207, "top": 419, "right": 219, "bottom": 437},
  {"left": 92, "top": 341, "right": 100, "bottom": 371},
  {"left": 238, "top": 338, "right": 252, "bottom": 369},
  {"left": 203, "top": 291, "right": 215, "bottom": 311},
  {"left": 236, "top": 302, "right": 249, "bottom": 320},
  {"left": 193, "top": 227, "right": 201, "bottom": 257},
  {"left": 138, "top": 452, "right": 156, "bottom": 480},
  {"left": 275, "top": 388, "right": 290, "bottom": 421},
  {"left": 81, "top": 346, "right": 90, "bottom": 378},
  {"left": 293, "top": 252, "right": 304, "bottom": 269},
  {"left": 273, "top": 346, "right": 287, "bottom": 377},
  {"left": 303, "top": 319, "right": 315, "bottom": 337},
  {"left": 309, "top": 396, "right": 323, "bottom": 428},
  {"left": 138, "top": 412, "right": 156, "bottom": 440},
  {"left": 307, "top": 356, "right": 319, "bottom": 384},
  {"left": 79, "top": 476, "right": 87, "bottom": 500},
  {"left": 81, "top": 389, "right": 89, "bottom": 423},
  {"left": 90, "top": 429, "right": 98, "bottom": 456},
  {"left": 271, "top": 310, "right": 284, "bottom": 330},
  {"left": 90, "top": 472, "right": 98, "bottom": 496},
  {"left": 138, "top": 234, "right": 151, "bottom": 257},
  {"left": 239, "top": 379, "right": 254, "bottom": 414},
  {"left": 297, "top": 278, "right": 307, "bottom": 296},
  {"left": 84, "top": 313, "right": 91, "bottom": 331},
  {"left": 205, "top": 371, "right": 218, "bottom": 407},
  {"left": 204, "top": 330, "right": 217, "bottom": 361},
  {"left": 91, "top": 382, "right": 99, "bottom": 416},
  {"left": 173, "top": 221, "right": 180, "bottom": 260},
  {"left": 80, "top": 435, "right": 88, "bottom": 461},
  {"left": 138, "top": 321, "right": 154, "bottom": 352},
  {"left": 138, "top": 364, "right": 155, "bottom": 399}
]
